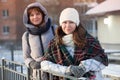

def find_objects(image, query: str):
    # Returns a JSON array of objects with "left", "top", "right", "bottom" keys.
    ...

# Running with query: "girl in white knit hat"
[{"left": 41, "top": 8, "right": 108, "bottom": 80}]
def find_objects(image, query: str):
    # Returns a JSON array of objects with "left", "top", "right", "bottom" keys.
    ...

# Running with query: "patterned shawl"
[{"left": 43, "top": 33, "right": 108, "bottom": 66}]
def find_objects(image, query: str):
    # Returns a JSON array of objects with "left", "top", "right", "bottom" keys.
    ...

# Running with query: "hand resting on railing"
[
  {"left": 65, "top": 64, "right": 86, "bottom": 78},
  {"left": 29, "top": 60, "right": 40, "bottom": 69}
]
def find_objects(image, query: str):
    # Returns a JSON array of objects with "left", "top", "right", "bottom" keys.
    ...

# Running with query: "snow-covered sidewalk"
[{"left": 102, "top": 64, "right": 120, "bottom": 80}]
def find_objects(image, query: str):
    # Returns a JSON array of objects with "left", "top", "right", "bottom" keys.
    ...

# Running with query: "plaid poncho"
[
  {"left": 44, "top": 33, "right": 108, "bottom": 66},
  {"left": 43, "top": 33, "right": 108, "bottom": 79}
]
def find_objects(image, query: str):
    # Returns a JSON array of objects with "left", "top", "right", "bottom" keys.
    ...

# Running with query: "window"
[
  {"left": 1, "top": 0, "right": 7, "bottom": 2},
  {"left": 24, "top": 0, "right": 29, "bottom": 2},
  {"left": 2, "top": 9, "right": 9, "bottom": 17},
  {"left": 3, "top": 26, "right": 10, "bottom": 34}
]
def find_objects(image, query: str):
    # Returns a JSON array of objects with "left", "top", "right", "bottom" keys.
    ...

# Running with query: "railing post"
[
  {"left": 1, "top": 59, "right": 5, "bottom": 80},
  {"left": 27, "top": 68, "right": 31, "bottom": 80},
  {"left": 49, "top": 73, "right": 53, "bottom": 80}
]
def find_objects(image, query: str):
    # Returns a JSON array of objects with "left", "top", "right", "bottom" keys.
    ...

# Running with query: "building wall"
[
  {"left": 0, "top": 0, "right": 104, "bottom": 46},
  {"left": 0, "top": 0, "right": 35, "bottom": 45},
  {"left": 0, "top": 0, "right": 17, "bottom": 40},
  {"left": 97, "top": 15, "right": 120, "bottom": 49}
]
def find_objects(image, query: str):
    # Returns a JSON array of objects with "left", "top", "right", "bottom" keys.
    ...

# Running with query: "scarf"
[
  {"left": 27, "top": 18, "right": 51, "bottom": 35},
  {"left": 62, "top": 34, "right": 74, "bottom": 57},
  {"left": 44, "top": 33, "right": 108, "bottom": 66},
  {"left": 62, "top": 34, "right": 74, "bottom": 47}
]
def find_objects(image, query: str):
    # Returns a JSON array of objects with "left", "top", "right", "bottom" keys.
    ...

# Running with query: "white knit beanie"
[{"left": 59, "top": 8, "right": 80, "bottom": 26}]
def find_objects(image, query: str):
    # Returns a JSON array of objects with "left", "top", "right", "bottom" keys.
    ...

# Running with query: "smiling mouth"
[{"left": 66, "top": 29, "right": 71, "bottom": 31}]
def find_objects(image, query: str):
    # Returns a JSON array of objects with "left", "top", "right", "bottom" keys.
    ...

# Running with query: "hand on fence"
[
  {"left": 29, "top": 60, "right": 41, "bottom": 69},
  {"left": 66, "top": 64, "right": 86, "bottom": 78}
]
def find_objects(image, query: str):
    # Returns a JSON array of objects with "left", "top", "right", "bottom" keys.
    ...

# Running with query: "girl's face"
[
  {"left": 29, "top": 10, "right": 43, "bottom": 26},
  {"left": 61, "top": 21, "right": 76, "bottom": 34}
]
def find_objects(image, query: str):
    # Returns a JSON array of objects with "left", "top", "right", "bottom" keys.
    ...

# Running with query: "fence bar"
[
  {"left": 1, "top": 59, "right": 4, "bottom": 80},
  {"left": 0, "top": 59, "right": 28, "bottom": 80}
]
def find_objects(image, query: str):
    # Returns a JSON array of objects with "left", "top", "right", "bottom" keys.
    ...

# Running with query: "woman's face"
[
  {"left": 61, "top": 21, "right": 76, "bottom": 34},
  {"left": 29, "top": 10, "right": 43, "bottom": 26}
]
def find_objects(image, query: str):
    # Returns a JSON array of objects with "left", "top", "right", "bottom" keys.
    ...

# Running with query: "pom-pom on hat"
[{"left": 59, "top": 8, "right": 80, "bottom": 26}]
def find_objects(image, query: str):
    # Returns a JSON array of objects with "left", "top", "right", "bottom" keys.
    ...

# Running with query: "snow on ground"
[
  {"left": 102, "top": 64, "right": 120, "bottom": 77},
  {"left": 102, "top": 64, "right": 120, "bottom": 80},
  {"left": 0, "top": 49, "right": 24, "bottom": 63}
]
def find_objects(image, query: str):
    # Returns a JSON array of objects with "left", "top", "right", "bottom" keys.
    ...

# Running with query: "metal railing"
[
  {"left": 0, "top": 59, "right": 29, "bottom": 80},
  {"left": 0, "top": 59, "right": 87, "bottom": 80}
]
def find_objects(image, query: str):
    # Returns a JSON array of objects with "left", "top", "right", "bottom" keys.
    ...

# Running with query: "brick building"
[
  {"left": 0, "top": 0, "right": 35, "bottom": 46},
  {"left": 0, "top": 0, "right": 104, "bottom": 47}
]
